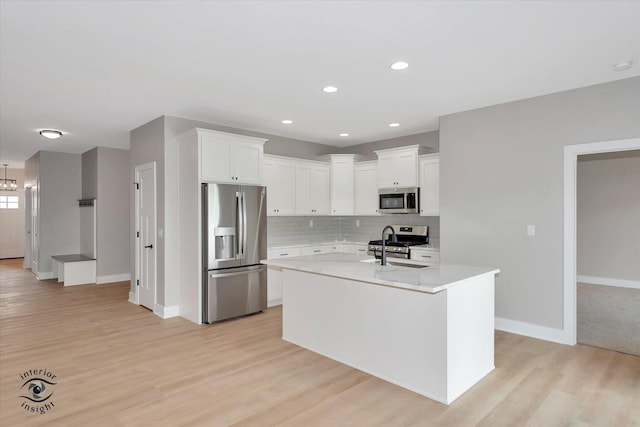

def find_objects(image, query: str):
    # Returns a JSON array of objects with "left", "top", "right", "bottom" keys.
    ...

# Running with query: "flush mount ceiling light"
[
  {"left": 1, "top": 164, "right": 17, "bottom": 191},
  {"left": 39, "top": 129, "right": 63, "bottom": 139},
  {"left": 613, "top": 60, "right": 633, "bottom": 71},
  {"left": 390, "top": 61, "right": 409, "bottom": 70},
  {"left": 389, "top": 123, "right": 400, "bottom": 128},
  {"left": 281, "top": 119, "right": 293, "bottom": 124},
  {"left": 339, "top": 133, "right": 349, "bottom": 137},
  {"left": 322, "top": 86, "right": 338, "bottom": 93}
]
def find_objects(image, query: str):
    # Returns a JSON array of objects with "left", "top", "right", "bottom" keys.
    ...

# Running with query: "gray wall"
[
  {"left": 339, "top": 131, "right": 439, "bottom": 159},
  {"left": 82, "top": 148, "right": 98, "bottom": 199},
  {"left": 35, "top": 151, "right": 82, "bottom": 274},
  {"left": 96, "top": 147, "right": 130, "bottom": 278},
  {"left": 439, "top": 77, "right": 640, "bottom": 330},
  {"left": 577, "top": 150, "right": 640, "bottom": 281}
]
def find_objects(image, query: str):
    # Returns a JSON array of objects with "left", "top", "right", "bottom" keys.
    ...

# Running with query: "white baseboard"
[
  {"left": 96, "top": 273, "right": 131, "bottom": 284},
  {"left": 495, "top": 316, "right": 567, "bottom": 345},
  {"left": 267, "top": 298, "right": 283, "bottom": 308},
  {"left": 128, "top": 291, "right": 137, "bottom": 304},
  {"left": 577, "top": 275, "right": 640, "bottom": 290},
  {"left": 154, "top": 304, "right": 180, "bottom": 319},
  {"left": 37, "top": 272, "right": 54, "bottom": 280}
]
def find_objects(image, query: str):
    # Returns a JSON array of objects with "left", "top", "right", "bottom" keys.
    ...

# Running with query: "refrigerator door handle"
[
  {"left": 236, "top": 191, "right": 245, "bottom": 259},
  {"left": 242, "top": 191, "right": 248, "bottom": 259}
]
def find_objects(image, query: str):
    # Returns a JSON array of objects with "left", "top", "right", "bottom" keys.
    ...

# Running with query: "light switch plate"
[
  {"left": 527, "top": 225, "right": 535, "bottom": 236},
  {"left": 309, "top": 220, "right": 313, "bottom": 228}
]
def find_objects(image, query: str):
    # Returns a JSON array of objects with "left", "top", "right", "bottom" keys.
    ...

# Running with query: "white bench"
[{"left": 51, "top": 254, "right": 96, "bottom": 286}]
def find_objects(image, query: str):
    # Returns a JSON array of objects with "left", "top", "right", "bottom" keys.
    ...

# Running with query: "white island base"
[{"left": 279, "top": 264, "right": 497, "bottom": 405}]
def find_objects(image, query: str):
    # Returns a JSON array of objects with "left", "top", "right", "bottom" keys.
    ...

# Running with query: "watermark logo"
[{"left": 19, "top": 369, "right": 57, "bottom": 415}]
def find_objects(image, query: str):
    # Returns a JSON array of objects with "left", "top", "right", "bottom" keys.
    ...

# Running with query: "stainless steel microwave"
[{"left": 378, "top": 187, "right": 419, "bottom": 214}]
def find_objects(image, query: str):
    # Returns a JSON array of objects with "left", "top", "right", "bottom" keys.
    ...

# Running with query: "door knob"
[{"left": 145, "top": 244, "right": 153, "bottom": 249}]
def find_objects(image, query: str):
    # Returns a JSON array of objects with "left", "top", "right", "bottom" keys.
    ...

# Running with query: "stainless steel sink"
[{"left": 387, "top": 261, "right": 428, "bottom": 269}]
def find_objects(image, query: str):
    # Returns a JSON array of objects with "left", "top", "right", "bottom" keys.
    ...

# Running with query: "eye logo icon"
[{"left": 21, "top": 378, "right": 56, "bottom": 403}]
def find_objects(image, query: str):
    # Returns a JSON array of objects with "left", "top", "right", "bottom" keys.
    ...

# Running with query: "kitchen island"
[{"left": 261, "top": 253, "right": 500, "bottom": 404}]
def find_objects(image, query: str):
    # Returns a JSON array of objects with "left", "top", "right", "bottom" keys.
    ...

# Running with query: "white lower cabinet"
[
  {"left": 410, "top": 247, "right": 440, "bottom": 264},
  {"left": 301, "top": 244, "right": 333, "bottom": 255},
  {"left": 354, "top": 243, "right": 369, "bottom": 255},
  {"left": 266, "top": 247, "right": 301, "bottom": 306},
  {"left": 333, "top": 243, "right": 356, "bottom": 253}
]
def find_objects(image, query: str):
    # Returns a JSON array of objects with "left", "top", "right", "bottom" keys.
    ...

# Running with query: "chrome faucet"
[{"left": 381, "top": 225, "right": 397, "bottom": 266}]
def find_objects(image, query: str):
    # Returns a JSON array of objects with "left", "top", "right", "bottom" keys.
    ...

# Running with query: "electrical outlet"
[
  {"left": 356, "top": 220, "right": 360, "bottom": 227},
  {"left": 309, "top": 220, "right": 313, "bottom": 228},
  {"left": 527, "top": 225, "right": 535, "bottom": 236}
]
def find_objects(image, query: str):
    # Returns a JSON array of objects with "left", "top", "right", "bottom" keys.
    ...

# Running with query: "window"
[{"left": 0, "top": 195, "right": 19, "bottom": 209}]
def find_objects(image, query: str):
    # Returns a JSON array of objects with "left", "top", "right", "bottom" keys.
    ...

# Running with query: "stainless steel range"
[{"left": 367, "top": 225, "right": 429, "bottom": 260}]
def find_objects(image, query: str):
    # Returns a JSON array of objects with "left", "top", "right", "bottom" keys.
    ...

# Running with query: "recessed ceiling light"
[
  {"left": 39, "top": 129, "right": 63, "bottom": 139},
  {"left": 613, "top": 60, "right": 633, "bottom": 71},
  {"left": 340, "top": 133, "right": 349, "bottom": 137},
  {"left": 390, "top": 61, "right": 409, "bottom": 70},
  {"left": 323, "top": 86, "right": 338, "bottom": 93},
  {"left": 389, "top": 123, "right": 400, "bottom": 128},
  {"left": 281, "top": 119, "right": 293, "bottom": 124}
]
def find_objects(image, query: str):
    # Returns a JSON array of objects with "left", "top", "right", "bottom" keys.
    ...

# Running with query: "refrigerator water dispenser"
[{"left": 214, "top": 227, "right": 236, "bottom": 260}]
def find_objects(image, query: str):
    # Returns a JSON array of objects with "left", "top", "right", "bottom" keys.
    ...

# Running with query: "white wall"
[
  {"left": 577, "top": 150, "right": 640, "bottom": 281},
  {"left": 0, "top": 167, "right": 25, "bottom": 258},
  {"left": 440, "top": 77, "right": 640, "bottom": 331}
]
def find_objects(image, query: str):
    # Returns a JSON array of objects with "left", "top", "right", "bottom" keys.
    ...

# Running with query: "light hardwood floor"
[{"left": 1, "top": 258, "right": 638, "bottom": 426}]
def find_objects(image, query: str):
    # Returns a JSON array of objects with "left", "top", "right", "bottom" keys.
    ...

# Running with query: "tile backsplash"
[{"left": 267, "top": 215, "right": 439, "bottom": 247}]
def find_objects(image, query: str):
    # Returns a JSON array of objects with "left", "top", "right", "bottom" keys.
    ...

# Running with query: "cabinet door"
[
  {"left": 264, "top": 158, "right": 296, "bottom": 216},
  {"left": 376, "top": 154, "right": 397, "bottom": 188},
  {"left": 310, "top": 165, "right": 330, "bottom": 215},
  {"left": 354, "top": 164, "right": 379, "bottom": 215},
  {"left": 420, "top": 156, "right": 440, "bottom": 216},
  {"left": 295, "top": 164, "right": 312, "bottom": 215},
  {"left": 354, "top": 243, "right": 369, "bottom": 256},
  {"left": 233, "top": 143, "right": 263, "bottom": 184},
  {"left": 331, "top": 159, "right": 354, "bottom": 215},
  {"left": 201, "top": 136, "right": 233, "bottom": 183},
  {"left": 394, "top": 151, "right": 418, "bottom": 187}
]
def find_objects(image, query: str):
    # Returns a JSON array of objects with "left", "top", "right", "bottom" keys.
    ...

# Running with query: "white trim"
[
  {"left": 267, "top": 298, "right": 283, "bottom": 308},
  {"left": 36, "top": 272, "right": 54, "bottom": 280},
  {"left": 153, "top": 304, "right": 180, "bottom": 319},
  {"left": 128, "top": 291, "right": 138, "bottom": 304},
  {"left": 577, "top": 275, "right": 640, "bottom": 290},
  {"left": 96, "top": 273, "right": 131, "bottom": 284},
  {"left": 563, "top": 137, "right": 640, "bottom": 346},
  {"left": 495, "top": 317, "right": 565, "bottom": 345}
]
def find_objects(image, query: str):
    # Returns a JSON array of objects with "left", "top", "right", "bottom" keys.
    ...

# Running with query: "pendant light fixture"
[{"left": 1, "top": 164, "right": 18, "bottom": 191}]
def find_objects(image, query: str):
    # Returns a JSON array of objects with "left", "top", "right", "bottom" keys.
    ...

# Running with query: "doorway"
[
  {"left": 135, "top": 162, "right": 157, "bottom": 311},
  {"left": 563, "top": 137, "right": 640, "bottom": 345}
]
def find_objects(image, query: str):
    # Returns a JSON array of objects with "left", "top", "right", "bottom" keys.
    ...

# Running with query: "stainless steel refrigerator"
[{"left": 202, "top": 183, "right": 267, "bottom": 323}]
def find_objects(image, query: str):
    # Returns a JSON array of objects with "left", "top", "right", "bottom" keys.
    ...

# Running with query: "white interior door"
[
  {"left": 136, "top": 163, "right": 156, "bottom": 310},
  {"left": 31, "top": 183, "right": 38, "bottom": 272},
  {"left": 23, "top": 187, "right": 31, "bottom": 268}
]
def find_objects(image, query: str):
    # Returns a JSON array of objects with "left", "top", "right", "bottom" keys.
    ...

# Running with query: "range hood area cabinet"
[
  {"left": 176, "top": 127, "right": 267, "bottom": 324},
  {"left": 179, "top": 128, "right": 267, "bottom": 185},
  {"left": 419, "top": 154, "right": 440, "bottom": 216},
  {"left": 375, "top": 145, "right": 428, "bottom": 189}
]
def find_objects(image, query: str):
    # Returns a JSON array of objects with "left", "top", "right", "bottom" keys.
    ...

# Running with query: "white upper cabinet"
[
  {"left": 354, "top": 161, "right": 379, "bottom": 215},
  {"left": 375, "top": 145, "right": 426, "bottom": 189},
  {"left": 263, "top": 155, "right": 296, "bottom": 216},
  {"left": 295, "top": 161, "right": 330, "bottom": 215},
  {"left": 419, "top": 154, "right": 440, "bottom": 216},
  {"left": 325, "top": 155, "right": 358, "bottom": 215},
  {"left": 199, "top": 129, "right": 266, "bottom": 185}
]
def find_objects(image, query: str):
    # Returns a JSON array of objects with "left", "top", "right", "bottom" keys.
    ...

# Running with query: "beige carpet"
[{"left": 577, "top": 282, "right": 640, "bottom": 356}]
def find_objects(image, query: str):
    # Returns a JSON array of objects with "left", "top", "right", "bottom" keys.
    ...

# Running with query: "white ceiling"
[{"left": 1, "top": 1, "right": 639, "bottom": 167}]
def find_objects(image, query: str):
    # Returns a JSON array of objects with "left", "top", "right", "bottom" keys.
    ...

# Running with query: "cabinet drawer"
[
  {"left": 301, "top": 245, "right": 333, "bottom": 255},
  {"left": 410, "top": 250, "right": 440, "bottom": 263},
  {"left": 267, "top": 248, "right": 302, "bottom": 259}
]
